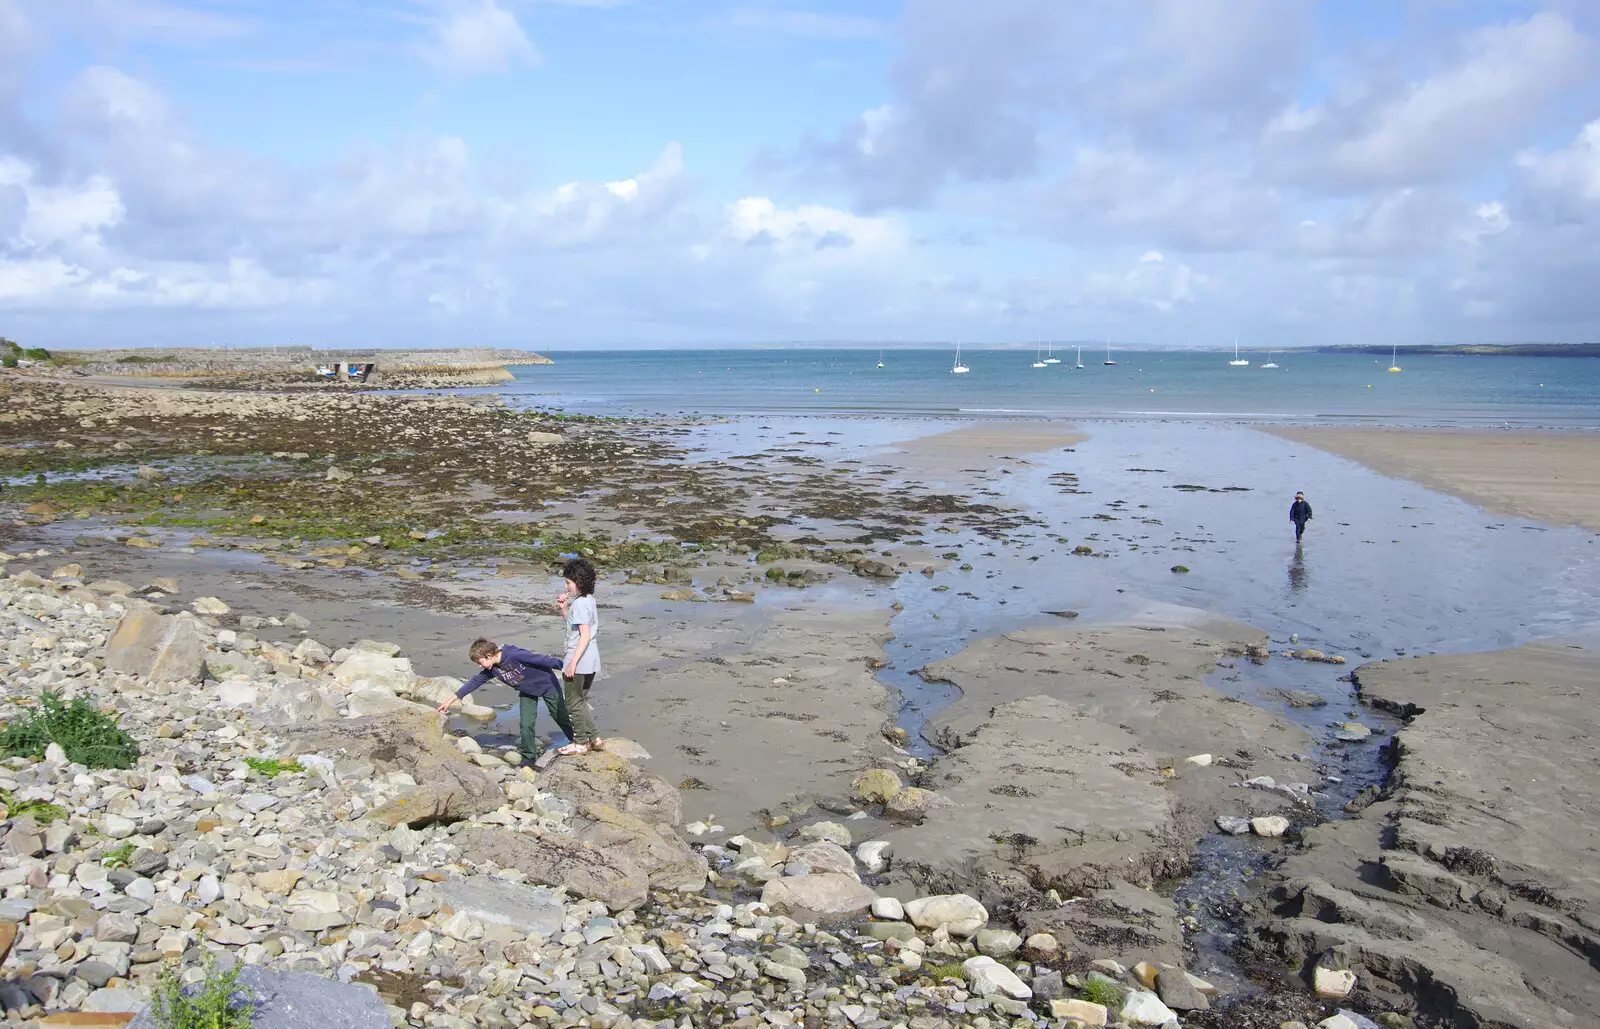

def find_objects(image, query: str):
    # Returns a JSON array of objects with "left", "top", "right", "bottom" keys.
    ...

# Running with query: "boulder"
[
  {"left": 797, "top": 821, "right": 852, "bottom": 847},
  {"left": 1251, "top": 815, "right": 1290, "bottom": 838},
  {"left": 1120, "top": 990, "right": 1178, "bottom": 1026},
  {"left": 191, "top": 596, "right": 231, "bottom": 615},
  {"left": 1155, "top": 969, "right": 1211, "bottom": 1011},
  {"left": 1050, "top": 999, "right": 1108, "bottom": 1026},
  {"left": 570, "top": 803, "right": 708, "bottom": 892},
  {"left": 438, "top": 876, "right": 566, "bottom": 938},
  {"left": 786, "top": 841, "right": 859, "bottom": 879},
  {"left": 255, "top": 682, "right": 338, "bottom": 726},
  {"left": 105, "top": 603, "right": 206, "bottom": 683},
  {"left": 454, "top": 827, "right": 648, "bottom": 912},
  {"left": 537, "top": 750, "right": 682, "bottom": 828},
  {"left": 851, "top": 768, "right": 902, "bottom": 804},
  {"left": 127, "top": 966, "right": 389, "bottom": 1029},
  {"left": 856, "top": 840, "right": 892, "bottom": 874},
  {"left": 885, "top": 786, "right": 952, "bottom": 821},
  {"left": 761, "top": 874, "right": 877, "bottom": 922},
  {"left": 975, "top": 928, "right": 1022, "bottom": 957},
  {"left": 904, "top": 894, "right": 988, "bottom": 936},
  {"left": 962, "top": 956, "right": 1031, "bottom": 1000},
  {"left": 331, "top": 651, "right": 416, "bottom": 693},
  {"left": 285, "top": 708, "right": 504, "bottom": 826}
]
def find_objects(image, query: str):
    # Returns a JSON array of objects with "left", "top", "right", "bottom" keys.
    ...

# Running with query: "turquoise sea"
[{"left": 490, "top": 348, "right": 1600, "bottom": 427}]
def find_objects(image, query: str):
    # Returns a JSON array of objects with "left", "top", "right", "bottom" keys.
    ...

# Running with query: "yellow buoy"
[{"left": 814, "top": 388, "right": 820, "bottom": 392}]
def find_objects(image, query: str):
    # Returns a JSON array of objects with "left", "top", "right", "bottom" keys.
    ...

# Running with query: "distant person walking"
[{"left": 1290, "top": 491, "right": 1313, "bottom": 540}]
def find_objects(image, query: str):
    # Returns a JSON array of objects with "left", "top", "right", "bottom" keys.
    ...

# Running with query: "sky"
[{"left": 1, "top": 0, "right": 1598, "bottom": 350}]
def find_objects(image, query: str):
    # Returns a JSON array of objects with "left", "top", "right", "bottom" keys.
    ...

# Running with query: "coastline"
[
  {"left": 4, "top": 374, "right": 1600, "bottom": 1026},
  {"left": 1267, "top": 427, "right": 1600, "bottom": 533}
]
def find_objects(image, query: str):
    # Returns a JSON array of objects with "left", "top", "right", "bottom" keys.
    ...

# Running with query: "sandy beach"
[{"left": 1268, "top": 427, "right": 1600, "bottom": 533}]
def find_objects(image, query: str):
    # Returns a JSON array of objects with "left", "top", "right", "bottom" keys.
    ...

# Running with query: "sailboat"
[
  {"left": 1044, "top": 342, "right": 1061, "bottom": 365},
  {"left": 1032, "top": 346, "right": 1048, "bottom": 369},
  {"left": 1075, "top": 346, "right": 1085, "bottom": 369},
  {"left": 952, "top": 343, "right": 970, "bottom": 374},
  {"left": 1387, "top": 345, "right": 1402, "bottom": 373},
  {"left": 876, "top": 350, "right": 884, "bottom": 369},
  {"left": 1260, "top": 350, "right": 1279, "bottom": 369},
  {"left": 1228, "top": 337, "right": 1250, "bottom": 366},
  {"left": 1103, "top": 341, "right": 1117, "bottom": 366}
]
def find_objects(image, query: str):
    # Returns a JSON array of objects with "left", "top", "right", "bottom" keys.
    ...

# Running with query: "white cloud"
[
  {"left": 1519, "top": 120, "right": 1600, "bottom": 205},
  {"left": 1265, "top": 11, "right": 1592, "bottom": 189},
  {"left": 425, "top": 0, "right": 539, "bottom": 75},
  {"left": 725, "top": 7, "right": 888, "bottom": 42}
]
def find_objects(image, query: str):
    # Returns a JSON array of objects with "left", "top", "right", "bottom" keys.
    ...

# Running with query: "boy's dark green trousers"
[{"left": 520, "top": 692, "right": 577, "bottom": 762}]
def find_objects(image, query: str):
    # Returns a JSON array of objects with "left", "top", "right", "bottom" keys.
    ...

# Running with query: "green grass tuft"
[
  {"left": 0, "top": 691, "right": 140, "bottom": 769},
  {"left": 150, "top": 959, "right": 256, "bottom": 1029},
  {"left": 0, "top": 789, "right": 68, "bottom": 824},
  {"left": 243, "top": 757, "right": 304, "bottom": 779},
  {"left": 103, "top": 843, "right": 135, "bottom": 869},
  {"left": 1080, "top": 977, "right": 1126, "bottom": 1009},
  {"left": 923, "top": 962, "right": 965, "bottom": 982}
]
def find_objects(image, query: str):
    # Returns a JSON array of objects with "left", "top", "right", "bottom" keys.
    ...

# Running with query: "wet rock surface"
[{"left": 1241, "top": 639, "right": 1600, "bottom": 1028}]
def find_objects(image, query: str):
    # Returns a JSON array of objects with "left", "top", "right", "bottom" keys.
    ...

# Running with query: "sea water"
[{"left": 487, "top": 348, "right": 1600, "bottom": 428}]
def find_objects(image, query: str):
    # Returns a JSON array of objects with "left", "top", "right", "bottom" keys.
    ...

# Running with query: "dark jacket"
[
  {"left": 455, "top": 645, "right": 563, "bottom": 700},
  {"left": 1290, "top": 499, "right": 1313, "bottom": 524}
]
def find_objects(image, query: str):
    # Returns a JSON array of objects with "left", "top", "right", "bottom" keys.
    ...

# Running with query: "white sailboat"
[
  {"left": 1387, "top": 345, "right": 1402, "bottom": 373},
  {"left": 1260, "top": 350, "right": 1279, "bottom": 369},
  {"left": 1228, "top": 337, "right": 1250, "bottom": 366},
  {"left": 952, "top": 343, "right": 969, "bottom": 374},
  {"left": 1075, "top": 346, "right": 1084, "bottom": 369},
  {"left": 876, "top": 350, "right": 884, "bottom": 369},
  {"left": 1103, "top": 341, "right": 1117, "bottom": 366},
  {"left": 1032, "top": 346, "right": 1048, "bottom": 369},
  {"left": 1044, "top": 341, "right": 1061, "bottom": 365}
]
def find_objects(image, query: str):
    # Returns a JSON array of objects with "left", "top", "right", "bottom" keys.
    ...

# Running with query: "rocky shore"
[
  {"left": 0, "top": 566, "right": 1343, "bottom": 1029},
  {"left": 1240, "top": 638, "right": 1600, "bottom": 1028},
  {"left": 4, "top": 375, "right": 1597, "bottom": 1028}
]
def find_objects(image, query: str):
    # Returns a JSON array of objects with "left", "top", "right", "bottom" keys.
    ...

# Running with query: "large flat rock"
[
  {"left": 439, "top": 875, "right": 566, "bottom": 938},
  {"left": 128, "top": 967, "right": 389, "bottom": 1029},
  {"left": 1246, "top": 637, "right": 1600, "bottom": 1028}
]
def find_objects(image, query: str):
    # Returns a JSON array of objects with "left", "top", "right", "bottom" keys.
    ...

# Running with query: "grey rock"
[
  {"left": 439, "top": 876, "right": 565, "bottom": 938},
  {"left": 105, "top": 603, "right": 206, "bottom": 683},
  {"left": 76, "top": 961, "right": 119, "bottom": 988},
  {"left": 128, "top": 966, "right": 390, "bottom": 1029},
  {"left": 1216, "top": 815, "right": 1253, "bottom": 835},
  {"left": 453, "top": 827, "right": 648, "bottom": 912},
  {"left": 1155, "top": 969, "right": 1210, "bottom": 1011}
]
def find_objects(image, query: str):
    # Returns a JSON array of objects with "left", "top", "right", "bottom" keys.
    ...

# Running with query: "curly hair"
[{"left": 562, "top": 557, "right": 597, "bottom": 597}]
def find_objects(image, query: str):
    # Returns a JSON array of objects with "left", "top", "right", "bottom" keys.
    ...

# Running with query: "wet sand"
[{"left": 1269, "top": 427, "right": 1600, "bottom": 533}]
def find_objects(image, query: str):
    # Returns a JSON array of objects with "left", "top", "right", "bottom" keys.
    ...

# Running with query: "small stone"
[
  {"left": 1251, "top": 815, "right": 1291, "bottom": 838},
  {"left": 870, "top": 897, "right": 904, "bottom": 921},
  {"left": 975, "top": 928, "right": 1022, "bottom": 957},
  {"left": 192, "top": 597, "right": 231, "bottom": 615},
  {"left": 797, "top": 821, "right": 851, "bottom": 846},
  {"left": 1314, "top": 965, "right": 1358, "bottom": 998},
  {"left": 1185, "top": 753, "right": 1214, "bottom": 766},
  {"left": 1155, "top": 969, "right": 1210, "bottom": 1011},
  {"left": 855, "top": 840, "right": 892, "bottom": 874},
  {"left": 961, "top": 956, "right": 1031, "bottom": 1000},
  {"left": 1050, "top": 998, "right": 1108, "bottom": 1027},
  {"left": 1024, "top": 932, "right": 1059, "bottom": 954},
  {"left": 1216, "top": 815, "right": 1253, "bottom": 835},
  {"left": 850, "top": 768, "right": 902, "bottom": 804},
  {"left": 1120, "top": 990, "right": 1178, "bottom": 1026},
  {"left": 98, "top": 815, "right": 136, "bottom": 840}
]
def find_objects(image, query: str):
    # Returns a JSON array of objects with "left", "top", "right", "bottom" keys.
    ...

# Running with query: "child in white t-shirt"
[{"left": 556, "top": 557, "right": 604, "bottom": 755}]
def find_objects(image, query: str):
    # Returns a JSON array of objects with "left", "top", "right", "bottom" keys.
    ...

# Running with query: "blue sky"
[{"left": 2, "top": 0, "right": 1599, "bottom": 349}]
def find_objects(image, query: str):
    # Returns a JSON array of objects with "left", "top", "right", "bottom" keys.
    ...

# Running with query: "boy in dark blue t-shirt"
[{"left": 436, "top": 637, "right": 576, "bottom": 764}]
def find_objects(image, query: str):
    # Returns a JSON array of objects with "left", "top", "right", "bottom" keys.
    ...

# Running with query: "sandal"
[{"left": 556, "top": 743, "right": 590, "bottom": 756}]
